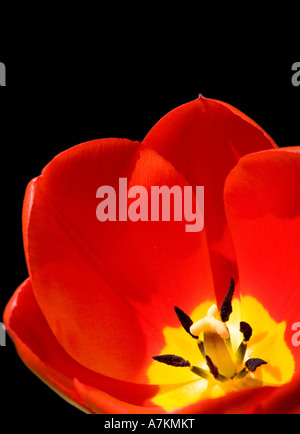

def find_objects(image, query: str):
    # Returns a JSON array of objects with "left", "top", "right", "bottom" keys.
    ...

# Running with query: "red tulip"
[{"left": 4, "top": 97, "right": 300, "bottom": 414}]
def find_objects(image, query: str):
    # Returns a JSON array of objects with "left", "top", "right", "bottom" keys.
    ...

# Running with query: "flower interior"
[{"left": 149, "top": 279, "right": 295, "bottom": 412}]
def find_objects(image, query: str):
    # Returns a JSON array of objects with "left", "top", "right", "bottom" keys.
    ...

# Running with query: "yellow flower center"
[{"left": 147, "top": 285, "right": 295, "bottom": 412}]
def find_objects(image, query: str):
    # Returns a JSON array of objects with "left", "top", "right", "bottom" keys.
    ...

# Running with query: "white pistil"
[
  {"left": 190, "top": 304, "right": 229, "bottom": 339},
  {"left": 189, "top": 304, "right": 236, "bottom": 378}
]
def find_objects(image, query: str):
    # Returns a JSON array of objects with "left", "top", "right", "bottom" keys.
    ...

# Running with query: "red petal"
[
  {"left": 74, "top": 379, "right": 164, "bottom": 414},
  {"left": 143, "top": 97, "right": 276, "bottom": 304},
  {"left": 252, "top": 376, "right": 300, "bottom": 414},
  {"left": 3, "top": 278, "right": 161, "bottom": 412},
  {"left": 24, "top": 138, "right": 215, "bottom": 382},
  {"left": 224, "top": 147, "right": 300, "bottom": 374},
  {"left": 6, "top": 281, "right": 296, "bottom": 414},
  {"left": 75, "top": 378, "right": 290, "bottom": 414},
  {"left": 4, "top": 279, "right": 88, "bottom": 412}
]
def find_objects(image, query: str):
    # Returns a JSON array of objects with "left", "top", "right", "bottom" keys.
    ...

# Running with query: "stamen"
[
  {"left": 153, "top": 354, "right": 191, "bottom": 368},
  {"left": 235, "top": 341, "right": 247, "bottom": 366},
  {"left": 174, "top": 306, "right": 198, "bottom": 339},
  {"left": 236, "top": 358, "right": 268, "bottom": 379},
  {"left": 235, "top": 322, "right": 253, "bottom": 366},
  {"left": 205, "top": 356, "right": 228, "bottom": 382},
  {"left": 206, "top": 355, "right": 219, "bottom": 379},
  {"left": 220, "top": 278, "right": 235, "bottom": 322},
  {"left": 235, "top": 367, "right": 248, "bottom": 379},
  {"left": 152, "top": 279, "right": 271, "bottom": 393},
  {"left": 240, "top": 321, "right": 252, "bottom": 342},
  {"left": 245, "top": 358, "right": 267, "bottom": 372},
  {"left": 190, "top": 365, "right": 211, "bottom": 380},
  {"left": 197, "top": 340, "right": 206, "bottom": 358}
]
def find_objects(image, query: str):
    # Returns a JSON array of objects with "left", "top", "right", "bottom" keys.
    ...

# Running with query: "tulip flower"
[{"left": 3, "top": 97, "right": 300, "bottom": 414}]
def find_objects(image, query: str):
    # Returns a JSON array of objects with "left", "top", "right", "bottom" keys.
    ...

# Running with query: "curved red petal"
[
  {"left": 74, "top": 379, "right": 165, "bottom": 414},
  {"left": 24, "top": 138, "right": 214, "bottom": 381},
  {"left": 5, "top": 279, "right": 296, "bottom": 414},
  {"left": 143, "top": 97, "right": 276, "bottom": 304},
  {"left": 22, "top": 177, "right": 38, "bottom": 266},
  {"left": 252, "top": 376, "right": 300, "bottom": 414},
  {"left": 3, "top": 279, "right": 88, "bottom": 412},
  {"left": 3, "top": 278, "right": 162, "bottom": 412},
  {"left": 224, "top": 147, "right": 300, "bottom": 375},
  {"left": 74, "top": 377, "right": 286, "bottom": 414}
]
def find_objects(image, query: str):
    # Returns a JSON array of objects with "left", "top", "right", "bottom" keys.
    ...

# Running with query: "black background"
[{"left": 0, "top": 26, "right": 299, "bottom": 418}]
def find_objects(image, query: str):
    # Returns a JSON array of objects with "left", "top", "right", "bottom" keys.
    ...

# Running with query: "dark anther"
[
  {"left": 174, "top": 306, "right": 198, "bottom": 339},
  {"left": 153, "top": 354, "right": 191, "bottom": 368},
  {"left": 205, "top": 355, "right": 220, "bottom": 379},
  {"left": 220, "top": 278, "right": 235, "bottom": 322},
  {"left": 240, "top": 321, "right": 253, "bottom": 342},
  {"left": 245, "top": 358, "right": 267, "bottom": 372}
]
